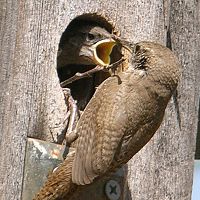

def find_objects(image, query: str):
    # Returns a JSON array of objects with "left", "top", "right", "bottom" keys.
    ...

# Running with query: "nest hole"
[{"left": 57, "top": 14, "right": 121, "bottom": 110}]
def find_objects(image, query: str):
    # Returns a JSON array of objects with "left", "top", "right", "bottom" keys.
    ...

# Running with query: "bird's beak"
[{"left": 93, "top": 38, "right": 116, "bottom": 66}]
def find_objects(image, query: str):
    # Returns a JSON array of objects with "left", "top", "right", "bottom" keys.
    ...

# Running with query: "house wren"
[{"left": 34, "top": 41, "right": 181, "bottom": 199}]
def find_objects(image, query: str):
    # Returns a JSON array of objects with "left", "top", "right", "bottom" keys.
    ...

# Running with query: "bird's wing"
[{"left": 72, "top": 75, "right": 128, "bottom": 185}]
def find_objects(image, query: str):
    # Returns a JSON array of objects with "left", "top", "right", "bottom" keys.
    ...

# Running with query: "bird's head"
[
  {"left": 128, "top": 41, "right": 181, "bottom": 92},
  {"left": 77, "top": 25, "right": 117, "bottom": 66},
  {"left": 58, "top": 24, "right": 118, "bottom": 67}
]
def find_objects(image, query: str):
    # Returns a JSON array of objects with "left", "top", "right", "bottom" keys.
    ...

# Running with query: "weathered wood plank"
[{"left": 125, "top": 0, "right": 200, "bottom": 199}]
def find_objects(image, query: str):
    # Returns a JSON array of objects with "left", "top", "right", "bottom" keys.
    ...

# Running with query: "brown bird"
[
  {"left": 57, "top": 22, "right": 119, "bottom": 110},
  {"left": 34, "top": 41, "right": 181, "bottom": 199},
  {"left": 57, "top": 22, "right": 117, "bottom": 68}
]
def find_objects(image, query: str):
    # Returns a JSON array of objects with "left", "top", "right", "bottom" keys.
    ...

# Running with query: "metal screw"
[{"left": 105, "top": 179, "right": 121, "bottom": 200}]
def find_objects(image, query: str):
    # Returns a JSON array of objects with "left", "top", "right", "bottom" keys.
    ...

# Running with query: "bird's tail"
[{"left": 33, "top": 150, "right": 77, "bottom": 200}]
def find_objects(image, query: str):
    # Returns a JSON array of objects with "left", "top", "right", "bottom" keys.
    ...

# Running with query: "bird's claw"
[{"left": 62, "top": 88, "right": 80, "bottom": 151}]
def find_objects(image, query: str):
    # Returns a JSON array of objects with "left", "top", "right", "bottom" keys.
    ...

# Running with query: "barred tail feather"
[{"left": 33, "top": 151, "right": 77, "bottom": 200}]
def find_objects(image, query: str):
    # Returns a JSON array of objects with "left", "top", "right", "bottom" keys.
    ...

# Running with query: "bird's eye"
[
  {"left": 135, "top": 45, "right": 141, "bottom": 52},
  {"left": 86, "top": 33, "right": 95, "bottom": 41}
]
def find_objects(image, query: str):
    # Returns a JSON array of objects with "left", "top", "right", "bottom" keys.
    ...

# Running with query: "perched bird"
[
  {"left": 34, "top": 41, "right": 180, "bottom": 199},
  {"left": 71, "top": 41, "right": 181, "bottom": 185}
]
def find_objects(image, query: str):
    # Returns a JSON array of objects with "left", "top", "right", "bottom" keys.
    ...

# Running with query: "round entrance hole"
[{"left": 57, "top": 14, "right": 122, "bottom": 110}]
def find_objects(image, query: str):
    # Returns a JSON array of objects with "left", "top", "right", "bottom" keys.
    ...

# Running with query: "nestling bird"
[
  {"left": 34, "top": 41, "right": 181, "bottom": 199},
  {"left": 57, "top": 22, "right": 119, "bottom": 110},
  {"left": 57, "top": 22, "right": 117, "bottom": 68}
]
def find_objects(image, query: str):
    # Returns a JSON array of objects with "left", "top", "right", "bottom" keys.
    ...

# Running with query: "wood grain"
[{"left": 0, "top": 0, "right": 199, "bottom": 199}]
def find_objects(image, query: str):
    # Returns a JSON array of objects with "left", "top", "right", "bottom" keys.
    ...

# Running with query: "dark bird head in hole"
[{"left": 57, "top": 22, "right": 122, "bottom": 110}]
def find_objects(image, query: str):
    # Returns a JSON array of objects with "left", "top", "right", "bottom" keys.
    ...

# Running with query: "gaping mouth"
[{"left": 93, "top": 39, "right": 116, "bottom": 66}]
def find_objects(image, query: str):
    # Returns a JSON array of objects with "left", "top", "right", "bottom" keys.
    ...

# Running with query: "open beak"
[{"left": 93, "top": 38, "right": 116, "bottom": 66}]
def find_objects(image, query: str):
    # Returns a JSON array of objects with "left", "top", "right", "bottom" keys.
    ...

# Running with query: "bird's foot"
[
  {"left": 65, "top": 130, "right": 79, "bottom": 145},
  {"left": 62, "top": 130, "right": 78, "bottom": 159},
  {"left": 62, "top": 88, "right": 79, "bottom": 142},
  {"left": 62, "top": 88, "right": 80, "bottom": 158}
]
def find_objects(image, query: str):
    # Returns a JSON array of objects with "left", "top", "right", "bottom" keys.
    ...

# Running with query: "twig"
[{"left": 60, "top": 58, "right": 125, "bottom": 87}]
